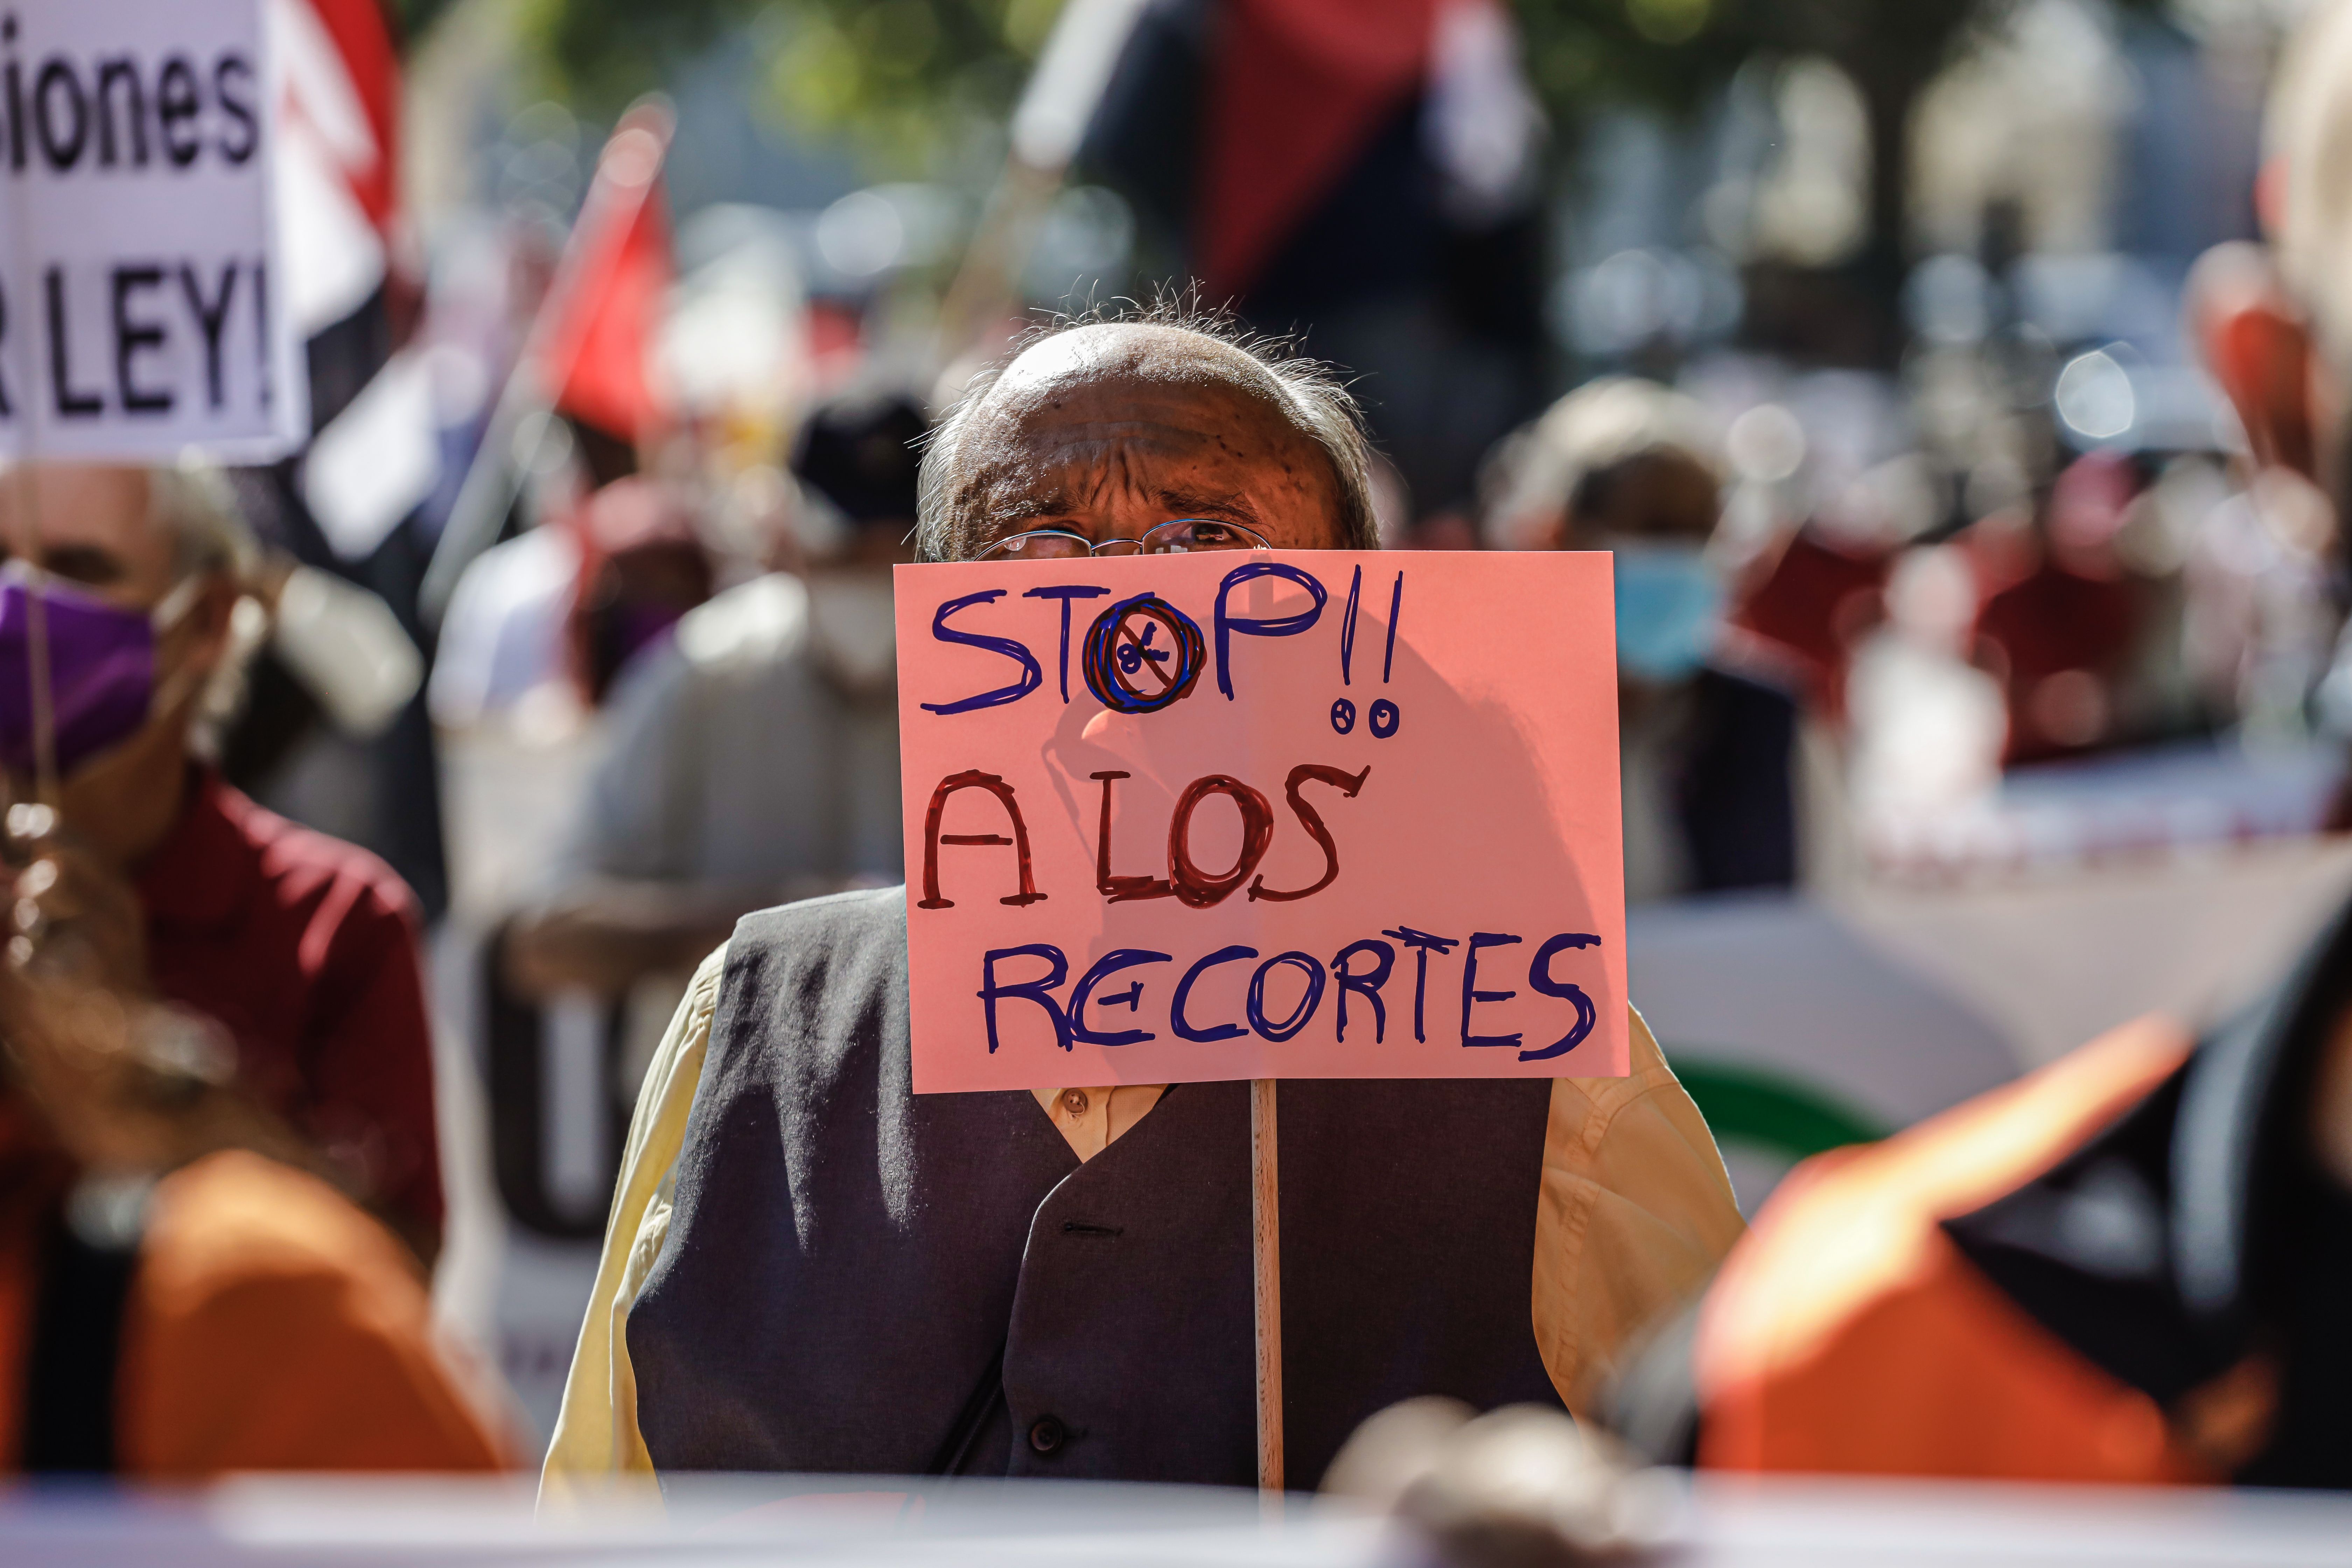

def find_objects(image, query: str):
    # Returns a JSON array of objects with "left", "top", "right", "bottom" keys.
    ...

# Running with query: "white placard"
[{"left": 0, "top": 0, "right": 306, "bottom": 462}]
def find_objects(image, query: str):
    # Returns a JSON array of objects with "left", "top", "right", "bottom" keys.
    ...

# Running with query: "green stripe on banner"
[{"left": 1666, "top": 1055, "right": 1891, "bottom": 1162}]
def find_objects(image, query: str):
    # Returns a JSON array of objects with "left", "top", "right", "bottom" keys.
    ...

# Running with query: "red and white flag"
[
  {"left": 1196, "top": 0, "right": 1539, "bottom": 300},
  {"left": 271, "top": 0, "right": 403, "bottom": 338}
]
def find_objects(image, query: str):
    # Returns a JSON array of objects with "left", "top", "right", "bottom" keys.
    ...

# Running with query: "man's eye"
[
  {"left": 1182, "top": 522, "right": 1257, "bottom": 549},
  {"left": 43, "top": 547, "right": 123, "bottom": 586}
]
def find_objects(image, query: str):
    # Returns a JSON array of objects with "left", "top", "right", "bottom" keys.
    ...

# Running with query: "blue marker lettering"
[
  {"left": 1246, "top": 952, "right": 1326, "bottom": 1042},
  {"left": 1214, "top": 561, "right": 1327, "bottom": 700},
  {"left": 978, "top": 945, "right": 1071, "bottom": 1054},
  {"left": 1380, "top": 925, "right": 1460, "bottom": 1044},
  {"left": 1171, "top": 944, "right": 1259, "bottom": 1043},
  {"left": 1022, "top": 584, "right": 1110, "bottom": 702},
  {"left": 1460, "top": 932, "right": 1524, "bottom": 1048},
  {"left": 1331, "top": 939, "right": 1395, "bottom": 1044},
  {"left": 1522, "top": 933, "right": 1601, "bottom": 1062},
  {"left": 1070, "top": 948, "right": 1171, "bottom": 1046},
  {"left": 921, "top": 590, "right": 1042, "bottom": 715}
]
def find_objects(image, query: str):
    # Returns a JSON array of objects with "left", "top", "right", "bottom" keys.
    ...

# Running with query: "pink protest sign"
[{"left": 895, "top": 551, "right": 1626, "bottom": 1094}]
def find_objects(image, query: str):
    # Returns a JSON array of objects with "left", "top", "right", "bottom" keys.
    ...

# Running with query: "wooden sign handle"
[{"left": 1251, "top": 1077, "right": 1283, "bottom": 1495}]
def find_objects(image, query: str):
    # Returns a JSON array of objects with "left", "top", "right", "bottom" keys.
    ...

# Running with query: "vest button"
[{"left": 1028, "top": 1416, "right": 1066, "bottom": 1455}]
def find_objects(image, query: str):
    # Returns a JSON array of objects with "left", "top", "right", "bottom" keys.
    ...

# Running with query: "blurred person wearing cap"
[
  {"left": 1604, "top": 6, "right": 2352, "bottom": 1481},
  {"left": 0, "top": 464, "right": 446, "bottom": 1267},
  {"left": 565, "top": 475, "right": 716, "bottom": 708},
  {"left": 1487, "top": 380, "right": 1809, "bottom": 904},
  {"left": 0, "top": 957, "right": 507, "bottom": 1475},
  {"left": 501, "top": 392, "right": 925, "bottom": 1006},
  {"left": 539, "top": 311, "right": 1741, "bottom": 1500}
]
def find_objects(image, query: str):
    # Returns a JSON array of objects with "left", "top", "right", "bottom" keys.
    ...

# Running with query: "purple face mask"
[{"left": 0, "top": 570, "right": 167, "bottom": 777}]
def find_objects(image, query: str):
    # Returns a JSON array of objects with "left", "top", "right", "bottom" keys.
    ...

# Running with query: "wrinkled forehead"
[
  {"left": 932, "top": 324, "right": 1350, "bottom": 555},
  {"left": 971, "top": 324, "right": 1311, "bottom": 454}
]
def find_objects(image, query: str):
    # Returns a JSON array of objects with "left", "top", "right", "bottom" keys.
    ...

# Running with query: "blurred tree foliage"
[
  {"left": 444, "top": 0, "right": 1919, "bottom": 145},
  {"left": 497, "top": 0, "right": 1064, "bottom": 173},
  {"left": 417, "top": 0, "right": 2055, "bottom": 187},
  {"left": 400, "top": 0, "right": 2156, "bottom": 272},
  {"left": 385, "top": 0, "right": 465, "bottom": 46},
  {"left": 1588, "top": 0, "right": 1987, "bottom": 276}
]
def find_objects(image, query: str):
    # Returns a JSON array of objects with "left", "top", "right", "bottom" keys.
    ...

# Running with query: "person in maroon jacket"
[{"left": 0, "top": 462, "right": 444, "bottom": 1265}]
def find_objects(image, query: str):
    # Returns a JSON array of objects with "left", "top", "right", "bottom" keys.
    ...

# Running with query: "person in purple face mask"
[{"left": 0, "top": 463, "right": 447, "bottom": 1266}]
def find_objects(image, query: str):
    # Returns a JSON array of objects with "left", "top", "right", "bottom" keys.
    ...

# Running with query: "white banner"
[{"left": 0, "top": 0, "right": 306, "bottom": 462}]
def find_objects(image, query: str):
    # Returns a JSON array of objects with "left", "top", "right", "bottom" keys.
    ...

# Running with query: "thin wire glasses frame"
[{"left": 975, "top": 517, "right": 1274, "bottom": 561}]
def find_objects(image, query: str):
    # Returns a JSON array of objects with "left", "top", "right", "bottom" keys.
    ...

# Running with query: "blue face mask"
[{"left": 1611, "top": 544, "right": 1723, "bottom": 684}]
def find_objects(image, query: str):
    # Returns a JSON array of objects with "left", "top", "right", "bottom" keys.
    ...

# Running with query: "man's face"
[
  {"left": 949, "top": 326, "right": 1350, "bottom": 557},
  {"left": 0, "top": 465, "right": 178, "bottom": 611}
]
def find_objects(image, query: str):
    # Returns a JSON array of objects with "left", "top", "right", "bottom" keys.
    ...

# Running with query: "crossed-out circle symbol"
[{"left": 1082, "top": 593, "right": 1208, "bottom": 714}]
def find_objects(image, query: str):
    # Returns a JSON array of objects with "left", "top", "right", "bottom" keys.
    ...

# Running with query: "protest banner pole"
[
  {"left": 8, "top": 467, "right": 58, "bottom": 811},
  {"left": 1252, "top": 1076, "right": 1282, "bottom": 1496},
  {"left": 416, "top": 98, "right": 674, "bottom": 630},
  {"left": 5, "top": 148, "right": 56, "bottom": 811}
]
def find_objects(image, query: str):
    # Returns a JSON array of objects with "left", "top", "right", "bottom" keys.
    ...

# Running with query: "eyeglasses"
[{"left": 975, "top": 517, "right": 1273, "bottom": 562}]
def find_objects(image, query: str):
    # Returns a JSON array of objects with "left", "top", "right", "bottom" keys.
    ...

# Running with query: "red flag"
[
  {"left": 296, "top": 0, "right": 401, "bottom": 235},
  {"left": 1198, "top": 0, "right": 1437, "bottom": 300},
  {"left": 537, "top": 106, "right": 676, "bottom": 445},
  {"left": 275, "top": 0, "right": 406, "bottom": 335}
]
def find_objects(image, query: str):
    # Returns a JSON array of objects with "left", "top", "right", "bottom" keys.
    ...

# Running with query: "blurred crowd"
[{"left": 12, "top": 0, "right": 2352, "bottom": 1517}]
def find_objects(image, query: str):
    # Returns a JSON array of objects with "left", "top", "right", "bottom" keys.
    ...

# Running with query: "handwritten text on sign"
[
  {"left": 0, "top": 0, "right": 304, "bottom": 461},
  {"left": 897, "top": 551, "right": 1628, "bottom": 1094}
]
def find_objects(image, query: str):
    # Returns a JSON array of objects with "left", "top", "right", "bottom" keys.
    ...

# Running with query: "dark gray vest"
[{"left": 628, "top": 889, "right": 1561, "bottom": 1488}]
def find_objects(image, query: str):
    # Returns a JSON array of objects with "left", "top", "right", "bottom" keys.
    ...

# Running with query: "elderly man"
[
  {"left": 543, "top": 315, "right": 1740, "bottom": 1495},
  {"left": 0, "top": 463, "right": 443, "bottom": 1263}
]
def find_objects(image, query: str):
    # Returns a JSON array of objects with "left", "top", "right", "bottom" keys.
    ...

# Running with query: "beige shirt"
[{"left": 541, "top": 942, "right": 1743, "bottom": 1503}]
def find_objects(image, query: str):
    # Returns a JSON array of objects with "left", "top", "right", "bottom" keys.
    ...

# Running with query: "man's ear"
[{"left": 2190, "top": 241, "right": 2317, "bottom": 478}]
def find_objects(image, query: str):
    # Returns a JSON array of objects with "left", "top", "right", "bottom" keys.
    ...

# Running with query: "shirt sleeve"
[
  {"left": 118, "top": 1150, "right": 510, "bottom": 1476},
  {"left": 1532, "top": 1006, "right": 1746, "bottom": 1419},
  {"left": 538, "top": 939, "right": 728, "bottom": 1508},
  {"left": 550, "top": 642, "right": 701, "bottom": 888},
  {"left": 300, "top": 874, "right": 445, "bottom": 1244}
]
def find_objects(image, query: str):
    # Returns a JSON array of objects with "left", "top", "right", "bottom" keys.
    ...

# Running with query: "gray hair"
[
  {"left": 916, "top": 299, "right": 1380, "bottom": 562},
  {"left": 150, "top": 459, "right": 259, "bottom": 582},
  {"left": 147, "top": 459, "right": 263, "bottom": 756}
]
